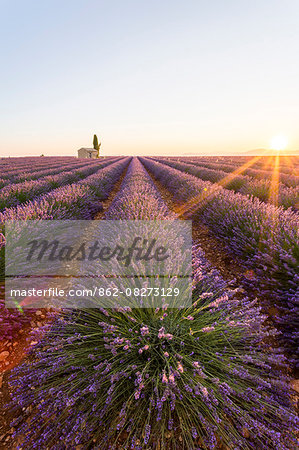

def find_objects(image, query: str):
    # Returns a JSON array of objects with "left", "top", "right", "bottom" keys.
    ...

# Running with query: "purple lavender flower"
[{"left": 7, "top": 158, "right": 299, "bottom": 450}]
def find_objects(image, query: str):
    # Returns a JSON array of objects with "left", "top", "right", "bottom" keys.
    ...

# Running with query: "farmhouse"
[{"left": 77, "top": 148, "right": 98, "bottom": 159}]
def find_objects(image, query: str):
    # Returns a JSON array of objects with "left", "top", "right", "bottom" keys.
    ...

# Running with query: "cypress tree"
[{"left": 93, "top": 134, "right": 101, "bottom": 157}]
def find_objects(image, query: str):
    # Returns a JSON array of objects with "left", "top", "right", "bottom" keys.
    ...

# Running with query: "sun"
[{"left": 270, "top": 135, "right": 288, "bottom": 151}]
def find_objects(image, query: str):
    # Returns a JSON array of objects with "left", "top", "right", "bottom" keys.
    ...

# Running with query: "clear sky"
[{"left": 1, "top": 0, "right": 298, "bottom": 157}]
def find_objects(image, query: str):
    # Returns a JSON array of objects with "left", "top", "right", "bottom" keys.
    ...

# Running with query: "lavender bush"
[
  {"left": 0, "top": 158, "right": 119, "bottom": 210},
  {"left": 169, "top": 156, "right": 299, "bottom": 187},
  {"left": 0, "top": 158, "right": 130, "bottom": 238},
  {"left": 105, "top": 158, "right": 174, "bottom": 220},
  {"left": 0, "top": 157, "right": 115, "bottom": 183},
  {"left": 140, "top": 157, "right": 299, "bottom": 368},
  {"left": 9, "top": 159, "right": 299, "bottom": 449},
  {"left": 153, "top": 157, "right": 299, "bottom": 209},
  {"left": 0, "top": 158, "right": 130, "bottom": 341}
]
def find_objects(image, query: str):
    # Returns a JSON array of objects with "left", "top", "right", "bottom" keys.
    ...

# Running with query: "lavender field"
[{"left": 0, "top": 155, "right": 298, "bottom": 449}]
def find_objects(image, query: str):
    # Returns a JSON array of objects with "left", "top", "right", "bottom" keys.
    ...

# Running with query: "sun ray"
[
  {"left": 268, "top": 152, "right": 280, "bottom": 207},
  {"left": 262, "top": 156, "right": 274, "bottom": 170},
  {"left": 283, "top": 155, "right": 298, "bottom": 176},
  {"left": 175, "top": 154, "right": 264, "bottom": 217}
]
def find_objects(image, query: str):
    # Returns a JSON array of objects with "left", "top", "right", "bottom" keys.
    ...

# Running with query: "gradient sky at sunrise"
[{"left": 1, "top": 0, "right": 299, "bottom": 157}]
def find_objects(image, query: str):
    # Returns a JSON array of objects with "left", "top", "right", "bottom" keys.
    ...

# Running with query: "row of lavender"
[
  {"left": 140, "top": 157, "right": 299, "bottom": 367},
  {"left": 0, "top": 158, "right": 122, "bottom": 210},
  {"left": 201, "top": 155, "right": 297, "bottom": 172},
  {"left": 193, "top": 153, "right": 299, "bottom": 168},
  {"left": 9, "top": 158, "right": 298, "bottom": 449},
  {"left": 0, "top": 158, "right": 97, "bottom": 188},
  {"left": 0, "top": 157, "right": 130, "bottom": 230},
  {"left": 176, "top": 155, "right": 299, "bottom": 179},
  {"left": 0, "top": 157, "right": 83, "bottom": 179},
  {"left": 0, "top": 156, "right": 76, "bottom": 174},
  {"left": 0, "top": 158, "right": 131, "bottom": 340},
  {"left": 0, "top": 155, "right": 103, "bottom": 170},
  {"left": 167, "top": 156, "right": 299, "bottom": 188},
  {"left": 105, "top": 158, "right": 174, "bottom": 220},
  {"left": 154, "top": 157, "right": 298, "bottom": 209},
  {"left": 0, "top": 155, "right": 76, "bottom": 165},
  {"left": 0, "top": 157, "right": 116, "bottom": 188}
]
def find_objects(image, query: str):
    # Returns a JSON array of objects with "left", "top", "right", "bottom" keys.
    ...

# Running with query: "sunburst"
[{"left": 270, "top": 135, "right": 288, "bottom": 152}]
